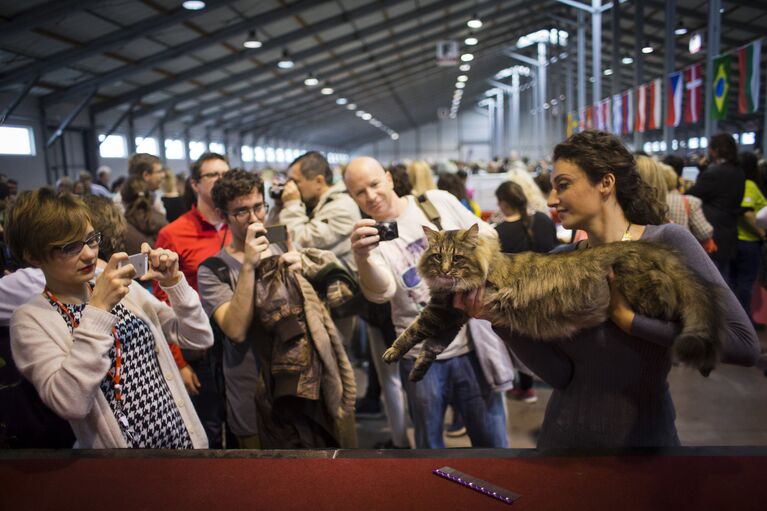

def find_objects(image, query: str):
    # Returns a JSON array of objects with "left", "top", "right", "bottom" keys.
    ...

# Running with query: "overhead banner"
[
  {"left": 612, "top": 93, "right": 623, "bottom": 135},
  {"left": 738, "top": 40, "right": 762, "bottom": 114},
  {"left": 711, "top": 54, "right": 731, "bottom": 120},
  {"left": 684, "top": 63, "right": 703, "bottom": 123},
  {"left": 666, "top": 71, "right": 684, "bottom": 127}
]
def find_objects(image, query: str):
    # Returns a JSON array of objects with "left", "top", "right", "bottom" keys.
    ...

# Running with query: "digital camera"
[{"left": 374, "top": 221, "right": 399, "bottom": 241}]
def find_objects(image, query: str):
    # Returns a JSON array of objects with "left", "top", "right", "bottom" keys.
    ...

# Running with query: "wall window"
[
  {"left": 135, "top": 137, "right": 158, "bottom": 155},
  {"left": 165, "top": 139, "right": 185, "bottom": 160},
  {"left": 209, "top": 142, "right": 225, "bottom": 154},
  {"left": 0, "top": 125, "right": 35, "bottom": 155},
  {"left": 265, "top": 146, "right": 275, "bottom": 162},
  {"left": 254, "top": 146, "right": 265, "bottom": 162},
  {"left": 99, "top": 134, "right": 127, "bottom": 158},
  {"left": 189, "top": 141, "right": 206, "bottom": 161},
  {"left": 241, "top": 145, "right": 254, "bottom": 162},
  {"left": 275, "top": 148, "right": 285, "bottom": 163}
]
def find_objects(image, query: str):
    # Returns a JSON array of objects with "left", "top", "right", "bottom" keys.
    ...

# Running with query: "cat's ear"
[
  {"left": 422, "top": 225, "right": 440, "bottom": 245},
  {"left": 461, "top": 223, "right": 480, "bottom": 242}
]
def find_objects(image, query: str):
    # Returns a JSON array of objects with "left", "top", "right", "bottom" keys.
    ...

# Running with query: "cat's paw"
[{"left": 382, "top": 347, "right": 402, "bottom": 363}]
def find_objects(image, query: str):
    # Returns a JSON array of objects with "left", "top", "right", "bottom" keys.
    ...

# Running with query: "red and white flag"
[
  {"left": 635, "top": 83, "right": 647, "bottom": 132},
  {"left": 622, "top": 88, "right": 634, "bottom": 135},
  {"left": 647, "top": 78, "right": 662, "bottom": 129},
  {"left": 738, "top": 40, "right": 761, "bottom": 114},
  {"left": 593, "top": 102, "right": 603, "bottom": 130},
  {"left": 684, "top": 63, "right": 703, "bottom": 123},
  {"left": 612, "top": 94, "right": 623, "bottom": 135},
  {"left": 666, "top": 71, "right": 683, "bottom": 127},
  {"left": 578, "top": 106, "right": 587, "bottom": 131},
  {"left": 601, "top": 97, "right": 612, "bottom": 133}
]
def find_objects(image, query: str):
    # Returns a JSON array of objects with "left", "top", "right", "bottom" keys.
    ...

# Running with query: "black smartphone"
[{"left": 265, "top": 224, "right": 288, "bottom": 243}]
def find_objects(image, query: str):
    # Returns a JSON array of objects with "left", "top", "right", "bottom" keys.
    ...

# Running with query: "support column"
[
  {"left": 158, "top": 123, "right": 167, "bottom": 164},
  {"left": 127, "top": 111, "right": 137, "bottom": 154},
  {"left": 663, "top": 0, "right": 676, "bottom": 152},
  {"left": 592, "top": 0, "right": 602, "bottom": 109},
  {"left": 633, "top": 0, "right": 644, "bottom": 149},
  {"left": 537, "top": 42, "right": 547, "bottom": 155},
  {"left": 577, "top": 10, "right": 586, "bottom": 123},
  {"left": 495, "top": 90, "right": 505, "bottom": 157},
  {"left": 511, "top": 72, "right": 521, "bottom": 151},
  {"left": 610, "top": 0, "right": 620, "bottom": 99},
  {"left": 183, "top": 128, "right": 191, "bottom": 168},
  {"left": 704, "top": 0, "right": 722, "bottom": 140}
]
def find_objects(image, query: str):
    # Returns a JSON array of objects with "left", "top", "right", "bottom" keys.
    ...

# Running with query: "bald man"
[{"left": 345, "top": 157, "right": 510, "bottom": 449}]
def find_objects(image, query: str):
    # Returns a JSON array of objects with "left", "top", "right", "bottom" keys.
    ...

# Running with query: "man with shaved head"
[{"left": 345, "top": 157, "right": 510, "bottom": 449}]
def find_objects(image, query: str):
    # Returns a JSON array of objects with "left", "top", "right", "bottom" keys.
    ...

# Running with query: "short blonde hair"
[
  {"left": 5, "top": 188, "right": 91, "bottom": 264},
  {"left": 407, "top": 160, "right": 436, "bottom": 196},
  {"left": 635, "top": 155, "right": 668, "bottom": 206}
]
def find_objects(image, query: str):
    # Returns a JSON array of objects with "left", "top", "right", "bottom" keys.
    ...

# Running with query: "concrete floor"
[{"left": 355, "top": 334, "right": 767, "bottom": 449}]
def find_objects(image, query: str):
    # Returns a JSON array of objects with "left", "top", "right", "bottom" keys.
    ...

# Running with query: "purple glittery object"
[{"left": 432, "top": 466, "right": 520, "bottom": 505}]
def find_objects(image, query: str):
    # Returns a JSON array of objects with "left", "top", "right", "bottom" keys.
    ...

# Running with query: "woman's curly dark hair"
[
  {"left": 553, "top": 130, "right": 666, "bottom": 225},
  {"left": 211, "top": 168, "right": 264, "bottom": 212}
]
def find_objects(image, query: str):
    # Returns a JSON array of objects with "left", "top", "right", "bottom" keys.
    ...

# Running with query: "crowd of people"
[{"left": 0, "top": 130, "right": 762, "bottom": 450}]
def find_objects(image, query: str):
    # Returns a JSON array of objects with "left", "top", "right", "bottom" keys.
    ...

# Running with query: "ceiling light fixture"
[
  {"left": 464, "top": 36, "right": 478, "bottom": 46},
  {"left": 336, "top": 97, "right": 348, "bottom": 105},
  {"left": 361, "top": 113, "right": 372, "bottom": 121},
  {"left": 459, "top": 64, "right": 471, "bottom": 72},
  {"left": 243, "top": 30, "right": 262, "bottom": 49},
  {"left": 641, "top": 45, "right": 653, "bottom": 54},
  {"left": 391, "top": 133, "right": 399, "bottom": 140},
  {"left": 604, "top": 68, "right": 613, "bottom": 76},
  {"left": 346, "top": 103, "right": 357, "bottom": 110},
  {"left": 674, "top": 21, "right": 688, "bottom": 36},
  {"left": 467, "top": 14, "right": 483, "bottom": 29},
  {"left": 304, "top": 73, "right": 319, "bottom": 87},
  {"left": 277, "top": 50, "right": 294, "bottom": 69},
  {"left": 455, "top": 82, "right": 466, "bottom": 89},
  {"left": 460, "top": 53, "right": 474, "bottom": 62},
  {"left": 321, "top": 84, "right": 334, "bottom": 95},
  {"left": 457, "top": 75, "right": 468, "bottom": 82},
  {"left": 356, "top": 110, "right": 365, "bottom": 118},
  {"left": 182, "top": 1, "right": 206, "bottom": 10},
  {"left": 621, "top": 56, "right": 633, "bottom": 65}
]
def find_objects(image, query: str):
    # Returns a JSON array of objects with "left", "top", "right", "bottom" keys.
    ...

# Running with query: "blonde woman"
[
  {"left": 7, "top": 189, "right": 213, "bottom": 448},
  {"left": 407, "top": 160, "right": 437, "bottom": 196}
]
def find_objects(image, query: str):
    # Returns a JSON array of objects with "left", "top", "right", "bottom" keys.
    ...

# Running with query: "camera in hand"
[
  {"left": 374, "top": 221, "right": 399, "bottom": 241},
  {"left": 270, "top": 183, "right": 285, "bottom": 200}
]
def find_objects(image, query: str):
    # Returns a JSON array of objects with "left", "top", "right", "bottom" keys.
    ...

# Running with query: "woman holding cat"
[{"left": 454, "top": 131, "right": 760, "bottom": 449}]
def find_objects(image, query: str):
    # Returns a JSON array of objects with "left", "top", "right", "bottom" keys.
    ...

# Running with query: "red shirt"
[{"left": 152, "top": 204, "right": 231, "bottom": 302}]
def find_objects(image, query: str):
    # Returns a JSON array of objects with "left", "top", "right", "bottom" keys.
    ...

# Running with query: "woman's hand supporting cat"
[
  {"left": 607, "top": 268, "right": 636, "bottom": 335},
  {"left": 452, "top": 287, "right": 493, "bottom": 321}
]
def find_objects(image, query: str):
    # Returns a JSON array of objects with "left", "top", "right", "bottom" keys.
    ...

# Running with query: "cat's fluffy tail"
[{"left": 674, "top": 276, "right": 725, "bottom": 377}]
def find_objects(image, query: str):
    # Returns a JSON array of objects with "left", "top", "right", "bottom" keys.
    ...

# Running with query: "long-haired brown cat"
[{"left": 383, "top": 224, "right": 724, "bottom": 381}]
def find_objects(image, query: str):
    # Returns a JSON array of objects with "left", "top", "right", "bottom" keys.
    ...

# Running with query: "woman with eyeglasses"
[{"left": 6, "top": 189, "right": 213, "bottom": 448}]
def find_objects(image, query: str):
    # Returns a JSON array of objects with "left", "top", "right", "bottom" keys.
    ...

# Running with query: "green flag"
[{"left": 711, "top": 54, "right": 731, "bottom": 120}]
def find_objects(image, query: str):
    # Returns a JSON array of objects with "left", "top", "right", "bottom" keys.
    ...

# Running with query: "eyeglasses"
[
  {"left": 227, "top": 203, "right": 269, "bottom": 220},
  {"left": 54, "top": 231, "right": 102, "bottom": 258},
  {"left": 199, "top": 171, "right": 226, "bottom": 180}
]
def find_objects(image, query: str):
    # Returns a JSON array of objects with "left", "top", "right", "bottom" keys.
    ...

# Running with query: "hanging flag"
[
  {"left": 636, "top": 83, "right": 647, "bottom": 132},
  {"left": 647, "top": 78, "right": 662, "bottom": 129},
  {"left": 612, "top": 93, "right": 623, "bottom": 135},
  {"left": 585, "top": 105, "right": 594, "bottom": 129},
  {"left": 567, "top": 111, "right": 576, "bottom": 137},
  {"left": 711, "top": 54, "right": 731, "bottom": 120},
  {"left": 738, "top": 40, "right": 762, "bottom": 114},
  {"left": 578, "top": 106, "right": 587, "bottom": 131},
  {"left": 623, "top": 88, "right": 634, "bottom": 135},
  {"left": 602, "top": 97, "right": 612, "bottom": 133},
  {"left": 666, "top": 71, "right": 684, "bottom": 127},
  {"left": 684, "top": 63, "right": 703, "bottom": 123}
]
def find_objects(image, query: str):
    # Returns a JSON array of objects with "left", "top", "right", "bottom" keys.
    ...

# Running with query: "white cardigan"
[{"left": 10, "top": 278, "right": 213, "bottom": 448}]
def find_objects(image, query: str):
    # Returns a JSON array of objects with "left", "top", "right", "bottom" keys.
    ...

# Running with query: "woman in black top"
[{"left": 494, "top": 181, "right": 558, "bottom": 402}]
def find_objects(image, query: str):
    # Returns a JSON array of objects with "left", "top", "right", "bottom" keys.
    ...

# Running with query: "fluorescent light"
[
  {"left": 467, "top": 14, "right": 482, "bottom": 29},
  {"left": 277, "top": 50, "right": 294, "bottom": 69},
  {"left": 642, "top": 45, "right": 653, "bottom": 54},
  {"left": 243, "top": 30, "right": 262, "bottom": 49},
  {"left": 459, "top": 64, "right": 471, "bottom": 72},
  {"left": 621, "top": 56, "right": 633, "bottom": 65},
  {"left": 182, "top": 1, "right": 205, "bottom": 10},
  {"left": 455, "top": 82, "right": 465, "bottom": 89},
  {"left": 346, "top": 103, "right": 357, "bottom": 110},
  {"left": 321, "top": 86, "right": 334, "bottom": 95},
  {"left": 336, "top": 98, "right": 348, "bottom": 105},
  {"left": 460, "top": 53, "right": 474, "bottom": 62},
  {"left": 457, "top": 75, "right": 468, "bottom": 82},
  {"left": 464, "top": 37, "right": 478, "bottom": 46},
  {"left": 304, "top": 74, "right": 319, "bottom": 86}
]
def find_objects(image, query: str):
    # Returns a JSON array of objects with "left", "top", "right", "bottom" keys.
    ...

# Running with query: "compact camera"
[
  {"left": 374, "top": 221, "right": 399, "bottom": 241},
  {"left": 270, "top": 183, "right": 285, "bottom": 200}
]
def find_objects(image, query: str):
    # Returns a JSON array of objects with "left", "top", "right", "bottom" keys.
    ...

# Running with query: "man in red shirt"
[{"left": 154, "top": 152, "right": 230, "bottom": 448}]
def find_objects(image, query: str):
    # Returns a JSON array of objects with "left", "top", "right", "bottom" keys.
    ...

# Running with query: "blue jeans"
[
  {"left": 399, "top": 351, "right": 508, "bottom": 449},
  {"left": 730, "top": 239, "right": 762, "bottom": 317}
]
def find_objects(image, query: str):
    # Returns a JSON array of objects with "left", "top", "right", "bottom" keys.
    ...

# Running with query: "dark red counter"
[{"left": 2, "top": 448, "right": 765, "bottom": 510}]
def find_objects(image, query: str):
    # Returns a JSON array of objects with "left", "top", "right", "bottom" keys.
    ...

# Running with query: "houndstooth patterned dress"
[{"left": 50, "top": 299, "right": 193, "bottom": 448}]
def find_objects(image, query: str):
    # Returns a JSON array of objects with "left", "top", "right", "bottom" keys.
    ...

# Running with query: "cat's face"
[{"left": 418, "top": 224, "right": 486, "bottom": 292}]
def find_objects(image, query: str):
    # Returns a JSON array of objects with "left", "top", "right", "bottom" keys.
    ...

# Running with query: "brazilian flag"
[{"left": 711, "top": 54, "right": 731, "bottom": 120}]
